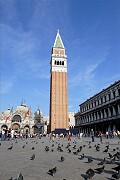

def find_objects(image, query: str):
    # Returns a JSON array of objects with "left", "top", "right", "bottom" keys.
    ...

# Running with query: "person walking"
[
  {"left": 1, "top": 130, "right": 5, "bottom": 141},
  {"left": 90, "top": 129, "right": 94, "bottom": 142},
  {"left": 11, "top": 129, "right": 14, "bottom": 140},
  {"left": 117, "top": 130, "right": 120, "bottom": 139},
  {"left": 99, "top": 131, "right": 102, "bottom": 142},
  {"left": 106, "top": 131, "right": 109, "bottom": 139}
]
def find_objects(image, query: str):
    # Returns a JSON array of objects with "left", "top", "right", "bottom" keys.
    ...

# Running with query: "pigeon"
[
  {"left": 87, "top": 157, "right": 93, "bottom": 163},
  {"left": 88, "top": 142, "right": 91, "bottom": 145},
  {"left": 78, "top": 154, "right": 84, "bottom": 160},
  {"left": 57, "top": 146, "right": 63, "bottom": 152},
  {"left": 22, "top": 145, "right": 25, "bottom": 148},
  {"left": 106, "top": 145, "right": 109, "bottom": 149},
  {"left": 14, "top": 172, "right": 23, "bottom": 180},
  {"left": 61, "top": 156, "right": 65, "bottom": 162},
  {"left": 98, "top": 161, "right": 104, "bottom": 165},
  {"left": 67, "top": 149, "right": 71, "bottom": 153},
  {"left": 86, "top": 168, "right": 95, "bottom": 179},
  {"left": 79, "top": 146, "right": 83, "bottom": 152},
  {"left": 32, "top": 147, "right": 35, "bottom": 150},
  {"left": 96, "top": 146, "right": 100, "bottom": 151},
  {"left": 108, "top": 153, "right": 113, "bottom": 159},
  {"left": 116, "top": 153, "right": 120, "bottom": 160},
  {"left": 9, "top": 178, "right": 13, "bottom": 180},
  {"left": 30, "top": 154, "right": 35, "bottom": 160},
  {"left": 73, "top": 151, "right": 78, "bottom": 155},
  {"left": 94, "top": 166, "right": 105, "bottom": 174},
  {"left": 66, "top": 144, "right": 71, "bottom": 149},
  {"left": 73, "top": 145, "right": 76, "bottom": 149},
  {"left": 97, "top": 158, "right": 106, "bottom": 165},
  {"left": 8, "top": 146, "right": 13, "bottom": 150},
  {"left": 112, "top": 172, "right": 120, "bottom": 179},
  {"left": 48, "top": 167, "right": 57, "bottom": 176},
  {"left": 110, "top": 157, "right": 116, "bottom": 164},
  {"left": 112, "top": 165, "right": 120, "bottom": 172},
  {"left": 103, "top": 149, "right": 108, "bottom": 153},
  {"left": 45, "top": 146, "right": 49, "bottom": 152}
]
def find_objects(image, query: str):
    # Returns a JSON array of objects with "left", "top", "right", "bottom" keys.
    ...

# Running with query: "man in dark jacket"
[{"left": 90, "top": 129, "right": 94, "bottom": 142}]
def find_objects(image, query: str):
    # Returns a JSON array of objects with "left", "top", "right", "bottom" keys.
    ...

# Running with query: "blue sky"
[{"left": 0, "top": 0, "right": 120, "bottom": 116}]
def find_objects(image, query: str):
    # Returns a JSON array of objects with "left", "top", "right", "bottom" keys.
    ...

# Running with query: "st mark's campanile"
[{"left": 49, "top": 30, "right": 68, "bottom": 132}]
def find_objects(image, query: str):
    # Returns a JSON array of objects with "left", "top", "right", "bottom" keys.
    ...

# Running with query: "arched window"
[
  {"left": 62, "top": 61, "right": 64, "bottom": 65},
  {"left": 60, "top": 61, "right": 61, "bottom": 65},
  {"left": 57, "top": 61, "right": 59, "bottom": 65},
  {"left": 12, "top": 115, "right": 21, "bottom": 123},
  {"left": 54, "top": 60, "right": 56, "bottom": 65}
]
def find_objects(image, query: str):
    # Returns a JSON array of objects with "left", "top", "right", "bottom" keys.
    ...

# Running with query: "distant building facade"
[
  {"left": 49, "top": 30, "right": 68, "bottom": 132},
  {"left": 34, "top": 107, "right": 47, "bottom": 135},
  {"left": 68, "top": 112, "right": 75, "bottom": 129},
  {"left": 0, "top": 104, "right": 47, "bottom": 135},
  {"left": 75, "top": 80, "right": 120, "bottom": 134}
]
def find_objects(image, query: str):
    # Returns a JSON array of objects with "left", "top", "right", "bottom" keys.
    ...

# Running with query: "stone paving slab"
[{"left": 0, "top": 136, "right": 120, "bottom": 180}]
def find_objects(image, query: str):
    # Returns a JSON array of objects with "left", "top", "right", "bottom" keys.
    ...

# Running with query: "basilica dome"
[{"left": 16, "top": 104, "right": 29, "bottom": 114}]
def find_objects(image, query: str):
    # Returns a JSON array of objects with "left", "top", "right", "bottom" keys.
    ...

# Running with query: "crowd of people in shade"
[
  {"left": 0, "top": 128, "right": 120, "bottom": 142},
  {"left": 90, "top": 129, "right": 120, "bottom": 142},
  {"left": 0, "top": 128, "right": 34, "bottom": 141}
]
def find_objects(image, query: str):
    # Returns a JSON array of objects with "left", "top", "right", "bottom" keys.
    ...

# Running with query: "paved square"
[{"left": 0, "top": 136, "right": 120, "bottom": 180}]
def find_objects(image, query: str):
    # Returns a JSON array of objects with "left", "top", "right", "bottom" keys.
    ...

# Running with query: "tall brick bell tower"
[{"left": 49, "top": 30, "right": 68, "bottom": 132}]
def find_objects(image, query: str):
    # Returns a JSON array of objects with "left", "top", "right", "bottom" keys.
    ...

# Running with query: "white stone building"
[{"left": 0, "top": 103, "right": 47, "bottom": 135}]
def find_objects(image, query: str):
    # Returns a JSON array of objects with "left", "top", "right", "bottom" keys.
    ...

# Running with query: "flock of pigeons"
[
  {"left": 43, "top": 140, "right": 120, "bottom": 179},
  {"left": 0, "top": 137, "right": 120, "bottom": 180}
]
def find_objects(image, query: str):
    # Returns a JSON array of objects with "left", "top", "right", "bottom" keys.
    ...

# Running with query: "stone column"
[
  {"left": 89, "top": 115, "right": 91, "bottom": 122},
  {"left": 94, "top": 113, "right": 96, "bottom": 121},
  {"left": 103, "top": 96, "right": 105, "bottom": 103},
  {"left": 112, "top": 106, "right": 116, "bottom": 116},
  {"left": 106, "top": 94, "right": 109, "bottom": 101},
  {"left": 104, "top": 109, "right": 107, "bottom": 118},
  {"left": 111, "top": 91, "right": 114, "bottom": 99},
  {"left": 118, "top": 105, "right": 120, "bottom": 115},
  {"left": 115, "top": 88, "right": 119, "bottom": 97},
  {"left": 100, "top": 111, "right": 103, "bottom": 119},
  {"left": 97, "top": 112, "right": 99, "bottom": 120},
  {"left": 91, "top": 114, "right": 93, "bottom": 121},
  {"left": 108, "top": 108, "right": 111, "bottom": 117}
]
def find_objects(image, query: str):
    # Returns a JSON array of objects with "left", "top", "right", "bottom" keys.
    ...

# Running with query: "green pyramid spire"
[{"left": 53, "top": 30, "right": 65, "bottom": 48}]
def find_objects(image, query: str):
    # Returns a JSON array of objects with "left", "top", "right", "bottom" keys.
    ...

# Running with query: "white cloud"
[{"left": 69, "top": 61, "right": 101, "bottom": 87}]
